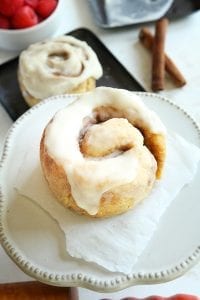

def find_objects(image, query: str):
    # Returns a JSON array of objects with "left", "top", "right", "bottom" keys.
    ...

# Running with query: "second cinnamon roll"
[{"left": 18, "top": 35, "right": 103, "bottom": 107}]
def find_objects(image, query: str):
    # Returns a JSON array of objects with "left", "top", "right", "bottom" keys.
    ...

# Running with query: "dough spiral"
[
  {"left": 18, "top": 35, "right": 103, "bottom": 106},
  {"left": 40, "top": 87, "right": 166, "bottom": 218}
]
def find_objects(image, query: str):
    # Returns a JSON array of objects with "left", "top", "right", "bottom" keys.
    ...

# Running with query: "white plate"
[{"left": 0, "top": 92, "right": 200, "bottom": 292}]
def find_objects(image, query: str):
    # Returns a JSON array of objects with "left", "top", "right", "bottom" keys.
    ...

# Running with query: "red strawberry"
[
  {"left": 36, "top": 0, "right": 57, "bottom": 18},
  {"left": 122, "top": 298, "right": 164, "bottom": 300},
  {"left": 0, "top": 0, "right": 24, "bottom": 17},
  {"left": 121, "top": 295, "right": 200, "bottom": 300},
  {"left": 12, "top": 5, "right": 38, "bottom": 29},
  {"left": 37, "top": 14, "right": 44, "bottom": 23},
  {"left": 169, "top": 295, "right": 200, "bottom": 300},
  {"left": 24, "top": 0, "right": 38, "bottom": 9},
  {"left": 0, "top": 14, "right": 10, "bottom": 29}
]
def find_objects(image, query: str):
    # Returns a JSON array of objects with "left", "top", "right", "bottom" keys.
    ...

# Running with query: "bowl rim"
[{"left": 0, "top": 0, "right": 62, "bottom": 34}]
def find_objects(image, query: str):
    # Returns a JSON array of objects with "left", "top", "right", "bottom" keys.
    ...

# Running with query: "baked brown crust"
[
  {"left": 40, "top": 88, "right": 166, "bottom": 218},
  {"left": 40, "top": 130, "right": 159, "bottom": 218},
  {"left": 141, "top": 130, "right": 166, "bottom": 179},
  {"left": 18, "top": 72, "right": 96, "bottom": 107}
]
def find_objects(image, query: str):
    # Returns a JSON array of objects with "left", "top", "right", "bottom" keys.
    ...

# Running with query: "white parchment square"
[{"left": 15, "top": 133, "right": 200, "bottom": 274}]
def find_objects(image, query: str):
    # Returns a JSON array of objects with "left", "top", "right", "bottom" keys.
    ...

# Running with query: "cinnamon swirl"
[
  {"left": 18, "top": 36, "right": 103, "bottom": 107},
  {"left": 40, "top": 87, "right": 166, "bottom": 218}
]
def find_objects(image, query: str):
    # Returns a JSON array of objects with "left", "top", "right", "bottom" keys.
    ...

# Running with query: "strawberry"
[
  {"left": 0, "top": 14, "right": 10, "bottom": 29},
  {"left": 169, "top": 295, "right": 200, "bottom": 300},
  {"left": 12, "top": 5, "right": 38, "bottom": 29},
  {"left": 121, "top": 295, "right": 200, "bottom": 300},
  {"left": 36, "top": 0, "right": 57, "bottom": 18},
  {"left": 24, "top": 0, "right": 38, "bottom": 9},
  {"left": 0, "top": 0, "right": 24, "bottom": 17}
]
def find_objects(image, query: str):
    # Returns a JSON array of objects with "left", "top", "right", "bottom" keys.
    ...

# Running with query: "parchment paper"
[{"left": 15, "top": 133, "right": 200, "bottom": 274}]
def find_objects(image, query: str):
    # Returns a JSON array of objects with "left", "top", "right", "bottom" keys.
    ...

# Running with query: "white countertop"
[{"left": 0, "top": 1, "right": 200, "bottom": 298}]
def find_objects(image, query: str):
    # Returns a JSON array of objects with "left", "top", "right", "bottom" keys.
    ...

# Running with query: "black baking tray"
[{"left": 0, "top": 28, "right": 144, "bottom": 121}]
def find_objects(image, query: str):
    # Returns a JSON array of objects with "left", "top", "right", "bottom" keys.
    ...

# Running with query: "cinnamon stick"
[
  {"left": 139, "top": 27, "right": 186, "bottom": 87},
  {"left": 151, "top": 18, "right": 168, "bottom": 91}
]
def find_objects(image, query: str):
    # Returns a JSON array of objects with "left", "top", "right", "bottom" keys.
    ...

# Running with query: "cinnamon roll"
[
  {"left": 18, "top": 36, "right": 103, "bottom": 107},
  {"left": 40, "top": 87, "right": 166, "bottom": 218}
]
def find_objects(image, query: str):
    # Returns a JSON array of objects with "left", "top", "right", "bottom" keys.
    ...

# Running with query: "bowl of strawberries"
[{"left": 0, "top": 0, "right": 62, "bottom": 51}]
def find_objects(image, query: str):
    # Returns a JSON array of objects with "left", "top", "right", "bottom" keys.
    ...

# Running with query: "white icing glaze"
[
  {"left": 82, "top": 118, "right": 144, "bottom": 157},
  {"left": 19, "top": 36, "right": 103, "bottom": 99},
  {"left": 44, "top": 87, "right": 166, "bottom": 215}
]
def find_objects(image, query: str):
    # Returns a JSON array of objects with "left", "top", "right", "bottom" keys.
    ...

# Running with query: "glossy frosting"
[
  {"left": 44, "top": 87, "right": 166, "bottom": 215},
  {"left": 19, "top": 36, "right": 103, "bottom": 99}
]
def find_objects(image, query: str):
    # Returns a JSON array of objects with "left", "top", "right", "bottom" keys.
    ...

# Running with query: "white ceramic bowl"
[{"left": 0, "top": 0, "right": 63, "bottom": 51}]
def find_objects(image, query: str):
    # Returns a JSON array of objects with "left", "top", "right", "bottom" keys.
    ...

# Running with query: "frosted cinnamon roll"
[
  {"left": 40, "top": 87, "right": 166, "bottom": 218},
  {"left": 18, "top": 36, "right": 103, "bottom": 107}
]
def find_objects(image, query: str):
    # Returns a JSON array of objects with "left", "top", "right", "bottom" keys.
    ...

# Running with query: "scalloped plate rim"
[{"left": 0, "top": 91, "right": 200, "bottom": 292}]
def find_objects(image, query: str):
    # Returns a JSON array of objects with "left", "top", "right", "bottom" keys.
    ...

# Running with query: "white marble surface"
[{"left": 0, "top": 0, "right": 200, "bottom": 298}]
